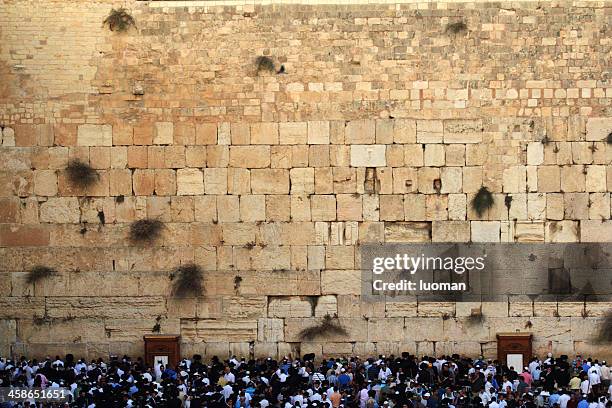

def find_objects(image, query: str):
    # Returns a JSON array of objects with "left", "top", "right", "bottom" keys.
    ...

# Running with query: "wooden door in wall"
[
  {"left": 496, "top": 333, "right": 532, "bottom": 370},
  {"left": 144, "top": 334, "right": 181, "bottom": 368}
]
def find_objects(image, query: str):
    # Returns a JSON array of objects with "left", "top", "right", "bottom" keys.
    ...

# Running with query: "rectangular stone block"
[
  {"left": 279, "top": 122, "right": 307, "bottom": 144},
  {"left": 229, "top": 146, "right": 270, "bottom": 168},
  {"left": 350, "top": 145, "right": 386, "bottom": 167},
  {"left": 154, "top": 122, "right": 173, "bottom": 145},
  {"left": 346, "top": 120, "right": 375, "bottom": 144},
  {"left": 251, "top": 169, "right": 289, "bottom": 194},
  {"left": 384, "top": 222, "right": 431, "bottom": 242},
  {"left": 177, "top": 168, "right": 204, "bottom": 195},
  {"left": 308, "top": 121, "right": 330, "bottom": 144},
  {"left": 77, "top": 124, "right": 112, "bottom": 146}
]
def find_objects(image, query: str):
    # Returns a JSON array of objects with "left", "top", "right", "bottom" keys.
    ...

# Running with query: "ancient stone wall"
[{"left": 0, "top": 0, "right": 611, "bottom": 360}]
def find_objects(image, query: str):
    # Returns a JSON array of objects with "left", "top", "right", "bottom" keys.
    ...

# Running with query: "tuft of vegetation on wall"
[
  {"left": 471, "top": 186, "right": 494, "bottom": 217},
  {"left": 66, "top": 159, "right": 98, "bottom": 188},
  {"left": 256, "top": 56, "right": 275, "bottom": 74},
  {"left": 445, "top": 21, "right": 468, "bottom": 35},
  {"left": 129, "top": 219, "right": 164, "bottom": 243},
  {"left": 103, "top": 8, "right": 136, "bottom": 32},
  {"left": 26, "top": 265, "right": 57, "bottom": 285},
  {"left": 171, "top": 263, "right": 204, "bottom": 297}
]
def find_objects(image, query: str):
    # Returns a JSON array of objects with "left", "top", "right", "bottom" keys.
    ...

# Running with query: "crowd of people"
[{"left": 0, "top": 352, "right": 611, "bottom": 408}]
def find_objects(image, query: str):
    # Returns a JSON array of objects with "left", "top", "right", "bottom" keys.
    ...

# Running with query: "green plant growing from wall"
[
  {"left": 103, "top": 8, "right": 136, "bottom": 32},
  {"left": 129, "top": 219, "right": 164, "bottom": 243},
  {"left": 471, "top": 186, "right": 494, "bottom": 217},
  {"left": 256, "top": 56, "right": 275, "bottom": 74},
  {"left": 26, "top": 265, "right": 57, "bottom": 285},
  {"left": 66, "top": 159, "right": 98, "bottom": 188},
  {"left": 298, "top": 314, "right": 348, "bottom": 340},
  {"left": 445, "top": 21, "right": 468, "bottom": 35},
  {"left": 170, "top": 263, "right": 204, "bottom": 297}
]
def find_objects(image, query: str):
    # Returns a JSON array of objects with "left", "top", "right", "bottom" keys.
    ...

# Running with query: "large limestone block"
[
  {"left": 471, "top": 221, "right": 500, "bottom": 242},
  {"left": 77, "top": 124, "right": 112, "bottom": 146},
  {"left": 237, "top": 270, "right": 320, "bottom": 296},
  {"left": 251, "top": 123, "right": 278, "bottom": 144},
  {"left": 2, "top": 127, "right": 16, "bottom": 146},
  {"left": 279, "top": 122, "right": 307, "bottom": 144},
  {"left": 33, "top": 170, "right": 58, "bottom": 196},
  {"left": 0, "top": 319, "right": 16, "bottom": 356},
  {"left": 251, "top": 169, "right": 289, "bottom": 194},
  {"left": 337, "top": 295, "right": 384, "bottom": 318},
  {"left": 384, "top": 222, "right": 431, "bottom": 242},
  {"left": 514, "top": 221, "right": 544, "bottom": 242},
  {"left": 367, "top": 317, "right": 406, "bottom": 341},
  {"left": 527, "top": 142, "right": 544, "bottom": 165},
  {"left": 394, "top": 119, "right": 417, "bottom": 143},
  {"left": 314, "top": 295, "right": 338, "bottom": 317},
  {"left": 586, "top": 117, "right": 612, "bottom": 142},
  {"left": 177, "top": 168, "right": 204, "bottom": 195},
  {"left": 404, "top": 317, "right": 444, "bottom": 341},
  {"left": 40, "top": 197, "right": 80, "bottom": 223},
  {"left": 308, "top": 121, "right": 330, "bottom": 144},
  {"left": 229, "top": 146, "right": 270, "bottom": 168},
  {"left": 416, "top": 120, "right": 443, "bottom": 143},
  {"left": 432, "top": 221, "right": 470, "bottom": 242},
  {"left": 222, "top": 296, "right": 267, "bottom": 320},
  {"left": 154, "top": 122, "right": 173, "bottom": 145},
  {"left": 581, "top": 220, "right": 612, "bottom": 242},
  {"left": 346, "top": 120, "right": 375, "bottom": 144},
  {"left": 545, "top": 221, "right": 579, "bottom": 242},
  {"left": 19, "top": 318, "right": 107, "bottom": 343},
  {"left": 290, "top": 168, "right": 315, "bottom": 193},
  {"left": 104, "top": 318, "right": 181, "bottom": 341},
  {"left": 385, "top": 302, "right": 417, "bottom": 317},
  {"left": 268, "top": 296, "right": 314, "bottom": 317},
  {"left": 0, "top": 297, "right": 45, "bottom": 319},
  {"left": 45, "top": 297, "right": 166, "bottom": 319},
  {"left": 350, "top": 145, "right": 386, "bottom": 167},
  {"left": 321, "top": 270, "right": 360, "bottom": 295},
  {"left": 181, "top": 319, "right": 258, "bottom": 342},
  {"left": 325, "top": 246, "right": 354, "bottom": 269},
  {"left": 204, "top": 168, "right": 228, "bottom": 194},
  {"left": 254, "top": 342, "right": 279, "bottom": 359}
]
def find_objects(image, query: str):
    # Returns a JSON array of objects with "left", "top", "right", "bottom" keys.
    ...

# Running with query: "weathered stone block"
[
  {"left": 40, "top": 197, "right": 80, "bottom": 223},
  {"left": 308, "top": 121, "right": 330, "bottom": 144},
  {"left": 268, "top": 297, "right": 313, "bottom": 317},
  {"left": 350, "top": 145, "right": 386, "bottom": 167},
  {"left": 251, "top": 169, "right": 289, "bottom": 194},
  {"left": 154, "top": 122, "right": 173, "bottom": 145},
  {"left": 177, "top": 168, "right": 204, "bottom": 195},
  {"left": 279, "top": 122, "right": 307, "bottom": 144},
  {"left": 346, "top": 120, "right": 375, "bottom": 144},
  {"left": 585, "top": 117, "right": 612, "bottom": 142},
  {"left": 77, "top": 124, "right": 112, "bottom": 146},
  {"left": 384, "top": 222, "right": 431, "bottom": 242},
  {"left": 432, "top": 220, "right": 470, "bottom": 242},
  {"left": 229, "top": 146, "right": 270, "bottom": 168}
]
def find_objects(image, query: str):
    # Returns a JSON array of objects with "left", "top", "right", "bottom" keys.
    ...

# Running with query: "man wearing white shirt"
[
  {"left": 378, "top": 364, "right": 392, "bottom": 381},
  {"left": 224, "top": 367, "right": 236, "bottom": 383},
  {"left": 223, "top": 383, "right": 234, "bottom": 400},
  {"left": 558, "top": 391, "right": 571, "bottom": 408}
]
